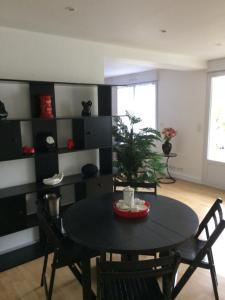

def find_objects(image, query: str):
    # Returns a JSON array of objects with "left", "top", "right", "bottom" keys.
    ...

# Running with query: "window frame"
[
  {"left": 206, "top": 71, "right": 225, "bottom": 165},
  {"left": 116, "top": 81, "right": 158, "bottom": 130}
]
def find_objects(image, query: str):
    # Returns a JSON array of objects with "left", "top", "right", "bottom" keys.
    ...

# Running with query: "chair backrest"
[
  {"left": 195, "top": 198, "right": 225, "bottom": 261},
  {"left": 196, "top": 198, "right": 224, "bottom": 238},
  {"left": 96, "top": 254, "right": 180, "bottom": 300},
  {"left": 114, "top": 180, "right": 157, "bottom": 195},
  {"left": 37, "top": 203, "right": 62, "bottom": 249}
]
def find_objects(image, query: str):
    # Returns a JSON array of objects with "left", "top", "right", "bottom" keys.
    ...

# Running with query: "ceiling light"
[
  {"left": 160, "top": 29, "right": 167, "bottom": 33},
  {"left": 216, "top": 43, "right": 222, "bottom": 46},
  {"left": 65, "top": 6, "right": 77, "bottom": 12}
]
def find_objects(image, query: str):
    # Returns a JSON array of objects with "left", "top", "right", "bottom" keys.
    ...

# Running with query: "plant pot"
[{"left": 162, "top": 141, "right": 172, "bottom": 155}]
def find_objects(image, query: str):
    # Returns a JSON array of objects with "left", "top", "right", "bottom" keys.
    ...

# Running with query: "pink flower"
[{"left": 162, "top": 127, "right": 177, "bottom": 141}]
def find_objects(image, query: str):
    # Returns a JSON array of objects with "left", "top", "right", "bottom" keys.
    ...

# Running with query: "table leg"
[
  {"left": 160, "top": 251, "right": 177, "bottom": 296},
  {"left": 158, "top": 156, "right": 176, "bottom": 184},
  {"left": 166, "top": 157, "right": 176, "bottom": 183},
  {"left": 81, "top": 257, "right": 94, "bottom": 300}
]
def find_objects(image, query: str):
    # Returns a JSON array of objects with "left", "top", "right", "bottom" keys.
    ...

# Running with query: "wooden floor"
[{"left": 0, "top": 179, "right": 225, "bottom": 300}]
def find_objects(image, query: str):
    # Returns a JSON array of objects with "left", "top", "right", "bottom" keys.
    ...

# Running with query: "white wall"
[
  {"left": 107, "top": 69, "right": 207, "bottom": 184},
  {"left": 0, "top": 27, "right": 104, "bottom": 254},
  {"left": 0, "top": 27, "right": 104, "bottom": 83},
  {"left": 158, "top": 70, "right": 207, "bottom": 183}
]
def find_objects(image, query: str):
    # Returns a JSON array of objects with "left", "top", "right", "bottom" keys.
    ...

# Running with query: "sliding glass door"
[
  {"left": 207, "top": 74, "right": 225, "bottom": 163},
  {"left": 204, "top": 73, "right": 225, "bottom": 188}
]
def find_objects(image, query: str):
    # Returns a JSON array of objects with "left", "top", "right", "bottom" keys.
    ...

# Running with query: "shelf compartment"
[
  {"left": 0, "top": 121, "right": 22, "bottom": 161},
  {"left": 0, "top": 173, "right": 112, "bottom": 200},
  {"left": 30, "top": 82, "right": 56, "bottom": 118},
  {"left": 98, "top": 85, "right": 112, "bottom": 116}
]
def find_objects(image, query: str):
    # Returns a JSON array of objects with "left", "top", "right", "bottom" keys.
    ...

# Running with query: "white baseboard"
[
  {"left": 172, "top": 171, "right": 225, "bottom": 190},
  {"left": 202, "top": 179, "right": 225, "bottom": 191},
  {"left": 170, "top": 171, "right": 202, "bottom": 184},
  {"left": 0, "top": 240, "right": 39, "bottom": 255}
]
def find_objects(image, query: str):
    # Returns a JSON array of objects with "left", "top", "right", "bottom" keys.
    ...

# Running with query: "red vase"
[
  {"left": 67, "top": 138, "right": 75, "bottom": 150},
  {"left": 40, "top": 95, "right": 54, "bottom": 119}
]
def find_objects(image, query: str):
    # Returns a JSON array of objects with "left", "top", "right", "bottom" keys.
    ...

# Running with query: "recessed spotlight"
[
  {"left": 216, "top": 42, "right": 222, "bottom": 46},
  {"left": 160, "top": 29, "right": 167, "bottom": 33},
  {"left": 65, "top": 6, "right": 77, "bottom": 12}
]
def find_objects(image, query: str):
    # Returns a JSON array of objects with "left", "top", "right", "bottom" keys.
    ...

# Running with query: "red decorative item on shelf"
[
  {"left": 113, "top": 201, "right": 150, "bottom": 219},
  {"left": 40, "top": 95, "right": 54, "bottom": 119},
  {"left": 67, "top": 138, "right": 75, "bottom": 150},
  {"left": 22, "top": 146, "right": 35, "bottom": 155}
]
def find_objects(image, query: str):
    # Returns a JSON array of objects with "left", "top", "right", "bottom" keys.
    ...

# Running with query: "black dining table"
[{"left": 62, "top": 192, "right": 199, "bottom": 300}]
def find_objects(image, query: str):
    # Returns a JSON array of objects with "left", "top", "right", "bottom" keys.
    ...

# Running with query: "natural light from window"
[
  {"left": 117, "top": 83, "right": 156, "bottom": 131},
  {"left": 208, "top": 75, "right": 225, "bottom": 163}
]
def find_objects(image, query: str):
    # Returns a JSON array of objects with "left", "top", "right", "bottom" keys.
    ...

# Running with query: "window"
[
  {"left": 117, "top": 82, "right": 156, "bottom": 131},
  {"left": 208, "top": 74, "right": 225, "bottom": 162}
]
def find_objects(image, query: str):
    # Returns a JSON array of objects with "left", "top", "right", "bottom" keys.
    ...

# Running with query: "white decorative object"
[
  {"left": 43, "top": 172, "right": 64, "bottom": 186},
  {"left": 123, "top": 186, "right": 134, "bottom": 208}
]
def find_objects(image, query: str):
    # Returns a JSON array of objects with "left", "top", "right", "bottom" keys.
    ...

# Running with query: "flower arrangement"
[{"left": 162, "top": 127, "right": 177, "bottom": 142}]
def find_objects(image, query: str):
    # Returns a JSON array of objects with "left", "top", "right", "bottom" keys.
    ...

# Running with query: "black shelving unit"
[{"left": 0, "top": 79, "right": 114, "bottom": 271}]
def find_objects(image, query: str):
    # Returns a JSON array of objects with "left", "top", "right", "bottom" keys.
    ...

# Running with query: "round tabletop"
[{"left": 62, "top": 193, "right": 199, "bottom": 253}]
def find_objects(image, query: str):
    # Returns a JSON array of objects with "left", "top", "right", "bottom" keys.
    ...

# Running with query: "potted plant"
[{"left": 113, "top": 112, "right": 165, "bottom": 188}]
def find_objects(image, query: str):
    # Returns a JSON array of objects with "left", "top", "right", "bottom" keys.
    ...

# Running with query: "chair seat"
[
  {"left": 101, "top": 277, "right": 164, "bottom": 300},
  {"left": 176, "top": 237, "right": 207, "bottom": 264},
  {"left": 56, "top": 238, "right": 98, "bottom": 268}
]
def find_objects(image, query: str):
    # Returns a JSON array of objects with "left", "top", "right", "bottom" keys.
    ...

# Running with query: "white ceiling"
[{"left": 0, "top": 0, "right": 225, "bottom": 74}]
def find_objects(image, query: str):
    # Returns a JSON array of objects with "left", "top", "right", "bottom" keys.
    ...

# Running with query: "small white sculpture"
[{"left": 43, "top": 172, "right": 64, "bottom": 186}]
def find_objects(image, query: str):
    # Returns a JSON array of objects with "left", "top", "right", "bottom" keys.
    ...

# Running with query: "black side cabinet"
[
  {"left": 0, "top": 195, "right": 26, "bottom": 236},
  {"left": 86, "top": 175, "right": 113, "bottom": 197},
  {"left": 72, "top": 116, "right": 112, "bottom": 150},
  {"left": 0, "top": 121, "right": 22, "bottom": 161}
]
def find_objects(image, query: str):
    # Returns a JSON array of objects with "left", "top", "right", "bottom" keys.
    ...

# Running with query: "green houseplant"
[{"left": 113, "top": 112, "right": 165, "bottom": 186}]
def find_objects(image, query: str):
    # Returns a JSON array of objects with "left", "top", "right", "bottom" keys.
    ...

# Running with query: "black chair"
[
  {"left": 173, "top": 198, "right": 225, "bottom": 300},
  {"left": 37, "top": 204, "right": 98, "bottom": 300},
  {"left": 96, "top": 254, "right": 181, "bottom": 300},
  {"left": 113, "top": 179, "right": 157, "bottom": 195}
]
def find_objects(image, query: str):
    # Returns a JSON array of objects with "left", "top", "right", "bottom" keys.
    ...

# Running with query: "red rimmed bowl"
[{"left": 113, "top": 201, "right": 150, "bottom": 219}]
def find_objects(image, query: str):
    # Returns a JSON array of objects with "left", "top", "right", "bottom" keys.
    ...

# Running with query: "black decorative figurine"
[
  {"left": 0, "top": 100, "right": 8, "bottom": 119},
  {"left": 81, "top": 100, "right": 92, "bottom": 116}
]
